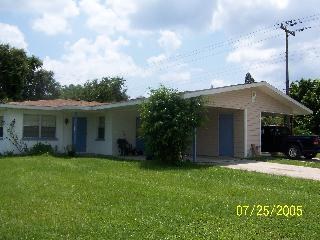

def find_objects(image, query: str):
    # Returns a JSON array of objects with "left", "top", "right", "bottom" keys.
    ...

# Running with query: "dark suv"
[{"left": 261, "top": 126, "right": 320, "bottom": 159}]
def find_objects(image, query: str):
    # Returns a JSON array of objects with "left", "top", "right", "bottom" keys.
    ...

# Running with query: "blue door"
[
  {"left": 219, "top": 114, "right": 234, "bottom": 156},
  {"left": 72, "top": 117, "right": 87, "bottom": 152}
]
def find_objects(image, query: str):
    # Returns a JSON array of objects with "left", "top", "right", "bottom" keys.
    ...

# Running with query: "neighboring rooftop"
[{"left": 8, "top": 99, "right": 107, "bottom": 107}]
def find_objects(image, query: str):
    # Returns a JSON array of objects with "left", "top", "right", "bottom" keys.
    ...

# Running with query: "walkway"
[{"left": 196, "top": 157, "right": 320, "bottom": 181}]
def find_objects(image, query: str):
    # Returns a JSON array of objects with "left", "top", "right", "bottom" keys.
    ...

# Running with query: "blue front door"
[
  {"left": 219, "top": 114, "right": 234, "bottom": 156},
  {"left": 72, "top": 117, "right": 87, "bottom": 152}
]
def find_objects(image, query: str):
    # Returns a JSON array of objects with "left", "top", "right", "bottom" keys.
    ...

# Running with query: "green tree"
[
  {"left": 23, "top": 69, "right": 61, "bottom": 100},
  {"left": 0, "top": 44, "right": 61, "bottom": 102},
  {"left": 290, "top": 78, "right": 320, "bottom": 135},
  {"left": 61, "top": 77, "right": 128, "bottom": 102},
  {"left": 261, "top": 115, "right": 284, "bottom": 126},
  {"left": 0, "top": 44, "right": 29, "bottom": 101},
  {"left": 139, "top": 86, "right": 206, "bottom": 164},
  {"left": 245, "top": 72, "right": 255, "bottom": 84},
  {"left": 60, "top": 84, "right": 84, "bottom": 100}
]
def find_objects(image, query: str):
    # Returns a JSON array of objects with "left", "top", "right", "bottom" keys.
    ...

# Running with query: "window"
[
  {"left": 0, "top": 116, "right": 3, "bottom": 138},
  {"left": 41, "top": 115, "right": 56, "bottom": 138},
  {"left": 23, "top": 115, "right": 40, "bottom": 138},
  {"left": 23, "top": 115, "right": 56, "bottom": 139},
  {"left": 97, "top": 116, "right": 105, "bottom": 140}
]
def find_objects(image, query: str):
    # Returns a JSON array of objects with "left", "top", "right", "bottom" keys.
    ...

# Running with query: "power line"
[
  {"left": 128, "top": 46, "right": 320, "bottom": 94},
  {"left": 149, "top": 13, "right": 320, "bottom": 68},
  {"left": 123, "top": 15, "right": 320, "bottom": 78}
]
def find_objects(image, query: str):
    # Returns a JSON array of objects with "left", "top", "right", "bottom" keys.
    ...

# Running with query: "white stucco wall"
[
  {"left": 86, "top": 111, "right": 113, "bottom": 155},
  {"left": 0, "top": 109, "right": 63, "bottom": 154},
  {"left": 110, "top": 107, "right": 139, "bottom": 156}
]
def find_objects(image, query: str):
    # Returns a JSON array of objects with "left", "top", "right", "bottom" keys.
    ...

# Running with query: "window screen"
[
  {"left": 97, "top": 116, "right": 105, "bottom": 139},
  {"left": 23, "top": 115, "right": 56, "bottom": 139},
  {"left": 41, "top": 115, "right": 56, "bottom": 138},
  {"left": 23, "top": 115, "right": 40, "bottom": 138}
]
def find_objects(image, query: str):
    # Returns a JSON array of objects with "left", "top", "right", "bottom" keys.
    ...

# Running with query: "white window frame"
[
  {"left": 96, "top": 116, "right": 105, "bottom": 141},
  {"left": 23, "top": 114, "right": 57, "bottom": 140}
]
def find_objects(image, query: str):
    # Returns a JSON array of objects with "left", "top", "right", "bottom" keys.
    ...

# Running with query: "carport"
[{"left": 185, "top": 82, "right": 312, "bottom": 161}]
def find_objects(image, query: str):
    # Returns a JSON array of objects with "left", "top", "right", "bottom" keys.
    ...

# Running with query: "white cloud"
[
  {"left": 32, "top": 14, "right": 69, "bottom": 35},
  {"left": 28, "top": 0, "right": 79, "bottom": 35},
  {"left": 43, "top": 35, "right": 143, "bottom": 86},
  {"left": 79, "top": 0, "right": 136, "bottom": 35},
  {"left": 159, "top": 71, "right": 191, "bottom": 83},
  {"left": 147, "top": 54, "right": 167, "bottom": 65},
  {"left": 0, "top": 23, "right": 27, "bottom": 49},
  {"left": 225, "top": 38, "right": 283, "bottom": 87},
  {"left": 225, "top": 36, "right": 320, "bottom": 90},
  {"left": 210, "top": 79, "right": 227, "bottom": 88},
  {"left": 211, "top": 0, "right": 289, "bottom": 31},
  {"left": 158, "top": 30, "right": 182, "bottom": 52},
  {"left": 227, "top": 40, "right": 278, "bottom": 63}
]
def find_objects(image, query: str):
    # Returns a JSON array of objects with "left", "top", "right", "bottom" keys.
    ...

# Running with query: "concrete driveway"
[{"left": 196, "top": 157, "right": 320, "bottom": 181}]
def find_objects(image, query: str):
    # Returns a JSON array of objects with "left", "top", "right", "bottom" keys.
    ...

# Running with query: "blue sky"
[{"left": 0, "top": 0, "right": 320, "bottom": 97}]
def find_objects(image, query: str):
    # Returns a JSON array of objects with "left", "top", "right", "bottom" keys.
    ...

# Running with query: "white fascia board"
[{"left": 91, "top": 99, "right": 143, "bottom": 110}]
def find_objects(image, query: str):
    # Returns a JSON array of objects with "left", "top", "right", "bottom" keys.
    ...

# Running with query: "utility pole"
[
  {"left": 280, "top": 23, "right": 295, "bottom": 95},
  {"left": 280, "top": 23, "right": 295, "bottom": 130}
]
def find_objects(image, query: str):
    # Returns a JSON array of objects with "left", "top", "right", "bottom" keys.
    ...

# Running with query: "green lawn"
[{"left": 0, "top": 156, "right": 319, "bottom": 239}]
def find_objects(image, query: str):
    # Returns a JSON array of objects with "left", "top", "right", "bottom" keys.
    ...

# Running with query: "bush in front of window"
[{"left": 29, "top": 142, "right": 54, "bottom": 155}]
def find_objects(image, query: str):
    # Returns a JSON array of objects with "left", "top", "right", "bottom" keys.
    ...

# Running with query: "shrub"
[
  {"left": 29, "top": 143, "right": 54, "bottom": 155},
  {"left": 139, "top": 86, "right": 206, "bottom": 164},
  {"left": 3, "top": 151, "right": 14, "bottom": 156}
]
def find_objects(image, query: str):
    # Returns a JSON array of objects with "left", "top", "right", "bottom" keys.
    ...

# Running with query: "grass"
[{"left": 0, "top": 155, "right": 319, "bottom": 239}]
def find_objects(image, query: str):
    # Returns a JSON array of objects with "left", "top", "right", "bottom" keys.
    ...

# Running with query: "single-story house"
[{"left": 0, "top": 81, "right": 312, "bottom": 159}]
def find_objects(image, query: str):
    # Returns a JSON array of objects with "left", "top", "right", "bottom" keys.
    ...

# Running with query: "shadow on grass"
[
  {"left": 50, "top": 153, "right": 210, "bottom": 170},
  {"left": 139, "top": 159, "right": 211, "bottom": 171},
  {"left": 0, "top": 153, "right": 213, "bottom": 171}
]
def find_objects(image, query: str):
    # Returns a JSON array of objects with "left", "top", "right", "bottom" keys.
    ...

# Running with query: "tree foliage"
[
  {"left": 245, "top": 72, "right": 255, "bottom": 84},
  {"left": 61, "top": 77, "right": 128, "bottom": 102},
  {"left": 139, "top": 86, "right": 206, "bottom": 164},
  {"left": 0, "top": 44, "right": 61, "bottom": 102},
  {"left": 290, "top": 78, "right": 320, "bottom": 135},
  {"left": 0, "top": 44, "right": 29, "bottom": 101},
  {"left": 22, "top": 69, "right": 61, "bottom": 100},
  {"left": 261, "top": 115, "right": 284, "bottom": 126}
]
